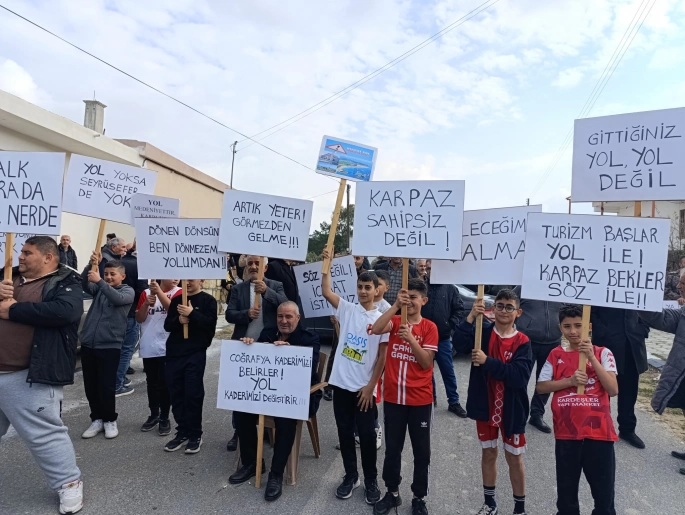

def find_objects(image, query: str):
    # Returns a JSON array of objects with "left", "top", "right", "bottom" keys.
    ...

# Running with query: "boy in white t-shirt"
[
  {"left": 322, "top": 249, "right": 388, "bottom": 505},
  {"left": 135, "top": 279, "right": 182, "bottom": 436},
  {"left": 373, "top": 270, "right": 392, "bottom": 314}
]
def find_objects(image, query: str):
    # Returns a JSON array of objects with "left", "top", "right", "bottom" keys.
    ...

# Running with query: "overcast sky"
[{"left": 1, "top": 0, "right": 684, "bottom": 230}]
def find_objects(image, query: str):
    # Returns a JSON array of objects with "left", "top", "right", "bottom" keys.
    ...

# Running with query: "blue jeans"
[
  {"left": 431, "top": 338, "right": 459, "bottom": 405},
  {"left": 116, "top": 318, "right": 139, "bottom": 390}
]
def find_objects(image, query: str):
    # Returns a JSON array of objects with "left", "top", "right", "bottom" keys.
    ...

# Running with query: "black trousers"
[
  {"left": 332, "top": 386, "right": 377, "bottom": 481},
  {"left": 235, "top": 412, "right": 297, "bottom": 475},
  {"left": 143, "top": 357, "right": 171, "bottom": 420},
  {"left": 617, "top": 344, "right": 639, "bottom": 434},
  {"left": 383, "top": 401, "right": 432, "bottom": 498},
  {"left": 530, "top": 342, "right": 555, "bottom": 418},
  {"left": 555, "top": 439, "right": 616, "bottom": 515},
  {"left": 166, "top": 351, "right": 206, "bottom": 440},
  {"left": 81, "top": 347, "right": 120, "bottom": 423}
]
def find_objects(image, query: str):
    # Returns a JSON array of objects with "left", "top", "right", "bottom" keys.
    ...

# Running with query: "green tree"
[{"left": 307, "top": 204, "right": 354, "bottom": 260}]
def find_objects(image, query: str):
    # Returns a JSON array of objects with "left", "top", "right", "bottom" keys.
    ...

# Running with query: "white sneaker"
[
  {"left": 476, "top": 504, "right": 498, "bottom": 515},
  {"left": 104, "top": 421, "right": 119, "bottom": 439},
  {"left": 58, "top": 480, "right": 83, "bottom": 514},
  {"left": 376, "top": 426, "right": 383, "bottom": 450},
  {"left": 81, "top": 420, "right": 103, "bottom": 439}
]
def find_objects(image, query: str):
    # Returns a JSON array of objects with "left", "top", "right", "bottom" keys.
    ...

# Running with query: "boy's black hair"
[
  {"left": 407, "top": 277, "right": 428, "bottom": 297},
  {"left": 495, "top": 288, "right": 520, "bottom": 307},
  {"left": 358, "top": 271, "right": 379, "bottom": 288},
  {"left": 558, "top": 304, "right": 583, "bottom": 323},
  {"left": 104, "top": 261, "right": 126, "bottom": 274},
  {"left": 374, "top": 269, "right": 390, "bottom": 285}
]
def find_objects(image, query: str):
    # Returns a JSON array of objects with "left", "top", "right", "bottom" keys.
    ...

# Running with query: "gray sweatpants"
[{"left": 0, "top": 369, "right": 81, "bottom": 490}]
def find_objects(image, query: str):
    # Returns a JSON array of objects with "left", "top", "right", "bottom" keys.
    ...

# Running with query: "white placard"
[
  {"left": 218, "top": 189, "right": 313, "bottom": 261},
  {"left": 217, "top": 340, "right": 313, "bottom": 420},
  {"left": 0, "top": 233, "right": 37, "bottom": 267},
  {"left": 352, "top": 180, "right": 465, "bottom": 259},
  {"left": 431, "top": 205, "right": 542, "bottom": 285},
  {"left": 0, "top": 151, "right": 64, "bottom": 234},
  {"left": 135, "top": 218, "right": 228, "bottom": 280},
  {"left": 571, "top": 107, "right": 685, "bottom": 202},
  {"left": 131, "top": 193, "right": 180, "bottom": 224},
  {"left": 295, "top": 256, "right": 358, "bottom": 318},
  {"left": 521, "top": 213, "right": 670, "bottom": 311},
  {"left": 663, "top": 300, "right": 681, "bottom": 310},
  {"left": 63, "top": 154, "right": 157, "bottom": 223}
]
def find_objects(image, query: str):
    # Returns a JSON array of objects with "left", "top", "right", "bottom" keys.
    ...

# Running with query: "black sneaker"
[
  {"left": 412, "top": 497, "right": 428, "bottom": 515},
  {"left": 448, "top": 403, "right": 468, "bottom": 418},
  {"left": 140, "top": 416, "right": 159, "bottom": 432},
  {"left": 164, "top": 433, "right": 188, "bottom": 452},
  {"left": 323, "top": 388, "right": 333, "bottom": 402},
  {"left": 185, "top": 437, "right": 202, "bottom": 454},
  {"left": 364, "top": 478, "right": 381, "bottom": 505},
  {"left": 123, "top": 377, "right": 132, "bottom": 388},
  {"left": 374, "top": 491, "right": 402, "bottom": 515},
  {"left": 335, "top": 474, "right": 360, "bottom": 499},
  {"left": 158, "top": 419, "right": 171, "bottom": 436}
]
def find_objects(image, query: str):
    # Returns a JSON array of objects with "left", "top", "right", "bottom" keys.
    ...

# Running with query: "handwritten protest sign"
[
  {"left": 218, "top": 190, "right": 313, "bottom": 261},
  {"left": 130, "top": 193, "right": 180, "bottom": 224},
  {"left": 295, "top": 256, "right": 358, "bottom": 318},
  {"left": 62, "top": 155, "right": 157, "bottom": 223},
  {"left": 431, "top": 205, "right": 541, "bottom": 285},
  {"left": 135, "top": 218, "right": 227, "bottom": 280},
  {"left": 571, "top": 107, "right": 685, "bottom": 202},
  {"left": 316, "top": 135, "right": 378, "bottom": 182},
  {"left": 217, "top": 341, "right": 313, "bottom": 420},
  {"left": 0, "top": 152, "right": 64, "bottom": 234},
  {"left": 353, "top": 180, "right": 465, "bottom": 259},
  {"left": 0, "top": 233, "right": 38, "bottom": 267},
  {"left": 521, "top": 213, "right": 670, "bottom": 311},
  {"left": 664, "top": 300, "right": 680, "bottom": 310}
]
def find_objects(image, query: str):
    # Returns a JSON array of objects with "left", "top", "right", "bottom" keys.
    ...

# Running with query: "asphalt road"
[{"left": 1, "top": 340, "right": 683, "bottom": 515}]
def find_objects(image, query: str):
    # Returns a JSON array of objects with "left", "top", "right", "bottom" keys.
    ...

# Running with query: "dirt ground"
[{"left": 637, "top": 368, "right": 685, "bottom": 443}]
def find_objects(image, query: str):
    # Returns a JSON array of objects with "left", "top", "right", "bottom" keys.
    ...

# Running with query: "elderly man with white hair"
[{"left": 230, "top": 301, "right": 322, "bottom": 501}]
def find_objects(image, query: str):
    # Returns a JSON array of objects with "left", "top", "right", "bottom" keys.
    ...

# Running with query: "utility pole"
[
  {"left": 346, "top": 183, "right": 351, "bottom": 252},
  {"left": 229, "top": 141, "right": 238, "bottom": 189}
]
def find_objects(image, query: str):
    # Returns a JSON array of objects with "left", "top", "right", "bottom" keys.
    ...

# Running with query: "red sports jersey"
[
  {"left": 539, "top": 345, "right": 618, "bottom": 441},
  {"left": 384, "top": 316, "right": 439, "bottom": 406},
  {"left": 486, "top": 329, "right": 529, "bottom": 427}
]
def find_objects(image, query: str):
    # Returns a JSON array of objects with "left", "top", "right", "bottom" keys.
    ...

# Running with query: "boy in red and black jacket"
[{"left": 453, "top": 288, "right": 533, "bottom": 515}]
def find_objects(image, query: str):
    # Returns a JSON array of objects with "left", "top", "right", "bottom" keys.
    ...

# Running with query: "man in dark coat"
[
  {"left": 58, "top": 235, "right": 78, "bottom": 270},
  {"left": 264, "top": 258, "right": 299, "bottom": 302},
  {"left": 591, "top": 307, "right": 650, "bottom": 449},
  {"left": 513, "top": 286, "right": 562, "bottom": 434}
]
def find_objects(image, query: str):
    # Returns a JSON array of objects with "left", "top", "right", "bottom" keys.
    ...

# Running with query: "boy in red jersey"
[
  {"left": 371, "top": 278, "right": 438, "bottom": 515},
  {"left": 537, "top": 304, "right": 618, "bottom": 515},
  {"left": 453, "top": 288, "right": 533, "bottom": 515}
]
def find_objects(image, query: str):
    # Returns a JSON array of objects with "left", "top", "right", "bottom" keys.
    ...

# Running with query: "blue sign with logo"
[{"left": 316, "top": 135, "right": 378, "bottom": 182}]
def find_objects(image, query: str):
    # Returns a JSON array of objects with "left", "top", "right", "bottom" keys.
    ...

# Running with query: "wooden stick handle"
[
  {"left": 400, "top": 258, "right": 409, "bottom": 325},
  {"left": 322, "top": 180, "right": 347, "bottom": 274},
  {"left": 577, "top": 305, "right": 591, "bottom": 394},
  {"left": 182, "top": 280, "right": 189, "bottom": 339},
  {"left": 255, "top": 414, "right": 265, "bottom": 488},
  {"left": 254, "top": 257, "right": 265, "bottom": 309},
  {"left": 474, "top": 284, "right": 485, "bottom": 367},
  {"left": 4, "top": 232, "right": 14, "bottom": 281},
  {"left": 92, "top": 219, "right": 107, "bottom": 272}
]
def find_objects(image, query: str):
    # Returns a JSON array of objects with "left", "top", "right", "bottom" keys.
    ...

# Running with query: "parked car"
[{"left": 456, "top": 284, "right": 495, "bottom": 322}]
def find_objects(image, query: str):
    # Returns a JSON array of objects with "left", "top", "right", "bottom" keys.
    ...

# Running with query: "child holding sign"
[
  {"left": 536, "top": 304, "right": 618, "bottom": 515},
  {"left": 321, "top": 249, "right": 388, "bottom": 505},
  {"left": 163, "top": 279, "right": 217, "bottom": 454},
  {"left": 371, "top": 278, "right": 438, "bottom": 515},
  {"left": 453, "top": 289, "right": 532, "bottom": 515}
]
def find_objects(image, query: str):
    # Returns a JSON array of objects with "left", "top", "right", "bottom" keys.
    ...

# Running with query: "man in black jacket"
[
  {"left": 591, "top": 306, "right": 650, "bottom": 449},
  {"left": 422, "top": 260, "right": 466, "bottom": 417},
  {"left": 513, "top": 286, "right": 562, "bottom": 434},
  {"left": 58, "top": 235, "right": 78, "bottom": 270},
  {"left": 264, "top": 258, "right": 299, "bottom": 302},
  {"left": 0, "top": 236, "right": 85, "bottom": 514},
  {"left": 230, "top": 301, "right": 322, "bottom": 501}
]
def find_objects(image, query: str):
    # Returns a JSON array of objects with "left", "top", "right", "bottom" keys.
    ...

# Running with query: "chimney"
[{"left": 83, "top": 100, "right": 107, "bottom": 134}]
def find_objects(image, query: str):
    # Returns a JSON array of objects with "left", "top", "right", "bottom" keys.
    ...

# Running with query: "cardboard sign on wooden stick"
[
  {"left": 400, "top": 258, "right": 409, "bottom": 325},
  {"left": 253, "top": 257, "right": 265, "bottom": 309},
  {"left": 3, "top": 233, "right": 14, "bottom": 294},
  {"left": 322, "top": 180, "right": 347, "bottom": 274},
  {"left": 92, "top": 219, "right": 107, "bottom": 272},
  {"left": 473, "top": 284, "right": 485, "bottom": 367},
  {"left": 182, "top": 280, "right": 189, "bottom": 339},
  {"left": 577, "top": 305, "right": 592, "bottom": 394}
]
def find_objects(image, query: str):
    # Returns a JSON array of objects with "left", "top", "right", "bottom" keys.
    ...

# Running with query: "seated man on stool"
[{"left": 230, "top": 301, "right": 322, "bottom": 501}]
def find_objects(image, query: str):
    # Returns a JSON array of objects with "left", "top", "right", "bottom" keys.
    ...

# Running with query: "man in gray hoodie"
[{"left": 79, "top": 258, "right": 134, "bottom": 440}]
